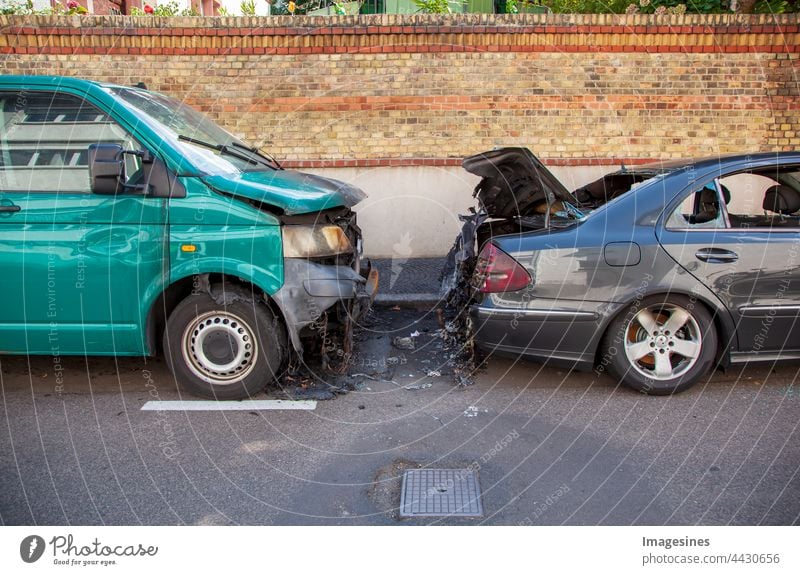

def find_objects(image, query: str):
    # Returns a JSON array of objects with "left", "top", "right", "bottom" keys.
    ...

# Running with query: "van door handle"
[
  {"left": 0, "top": 204, "right": 21, "bottom": 213},
  {"left": 695, "top": 248, "right": 738, "bottom": 263}
]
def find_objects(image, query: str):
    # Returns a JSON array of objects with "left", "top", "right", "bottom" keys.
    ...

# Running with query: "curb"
[{"left": 374, "top": 293, "right": 444, "bottom": 309}]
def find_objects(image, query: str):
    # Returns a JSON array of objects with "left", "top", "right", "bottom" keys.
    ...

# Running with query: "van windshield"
[{"left": 103, "top": 86, "right": 276, "bottom": 174}]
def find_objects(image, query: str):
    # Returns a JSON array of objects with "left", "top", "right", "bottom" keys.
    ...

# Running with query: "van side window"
[{"left": 0, "top": 91, "right": 143, "bottom": 194}]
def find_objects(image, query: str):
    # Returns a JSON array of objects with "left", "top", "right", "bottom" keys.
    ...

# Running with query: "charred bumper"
[
  {"left": 272, "top": 258, "right": 378, "bottom": 352},
  {"left": 440, "top": 211, "right": 487, "bottom": 299}
]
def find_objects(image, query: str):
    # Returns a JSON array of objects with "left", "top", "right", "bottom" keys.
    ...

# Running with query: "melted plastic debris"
[
  {"left": 463, "top": 405, "right": 488, "bottom": 418},
  {"left": 392, "top": 337, "right": 416, "bottom": 351},
  {"left": 404, "top": 382, "right": 432, "bottom": 391}
]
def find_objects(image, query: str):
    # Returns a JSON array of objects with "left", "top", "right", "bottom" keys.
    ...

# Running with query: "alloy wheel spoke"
[
  {"left": 662, "top": 307, "right": 691, "bottom": 334},
  {"left": 654, "top": 352, "right": 673, "bottom": 378},
  {"left": 626, "top": 340, "right": 653, "bottom": 361},
  {"left": 671, "top": 338, "right": 700, "bottom": 359},
  {"left": 636, "top": 309, "right": 659, "bottom": 336}
]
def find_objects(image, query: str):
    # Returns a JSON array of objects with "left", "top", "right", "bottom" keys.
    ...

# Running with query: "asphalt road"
[{"left": 1, "top": 306, "right": 798, "bottom": 525}]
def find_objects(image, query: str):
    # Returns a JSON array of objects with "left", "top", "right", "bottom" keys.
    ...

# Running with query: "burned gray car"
[{"left": 442, "top": 148, "right": 800, "bottom": 395}]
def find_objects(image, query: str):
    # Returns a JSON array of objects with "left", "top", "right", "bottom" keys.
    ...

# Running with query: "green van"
[{"left": 0, "top": 76, "right": 377, "bottom": 399}]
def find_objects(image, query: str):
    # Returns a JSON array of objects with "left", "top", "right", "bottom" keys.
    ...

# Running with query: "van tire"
[{"left": 163, "top": 288, "right": 286, "bottom": 400}]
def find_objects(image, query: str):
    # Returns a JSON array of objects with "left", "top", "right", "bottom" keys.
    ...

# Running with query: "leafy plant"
[
  {"left": 2, "top": 0, "right": 89, "bottom": 15},
  {"left": 624, "top": 0, "right": 725, "bottom": 13},
  {"left": 413, "top": 0, "right": 455, "bottom": 13},
  {"left": 152, "top": 1, "right": 179, "bottom": 15},
  {"left": 66, "top": 0, "right": 88, "bottom": 13},
  {"left": 217, "top": 5, "right": 230, "bottom": 14},
  {"left": 0, "top": 0, "right": 33, "bottom": 14},
  {"left": 271, "top": 0, "right": 341, "bottom": 14},
  {"left": 539, "top": 0, "right": 634, "bottom": 13},
  {"left": 240, "top": 0, "right": 257, "bottom": 14},
  {"left": 753, "top": 0, "right": 795, "bottom": 11}
]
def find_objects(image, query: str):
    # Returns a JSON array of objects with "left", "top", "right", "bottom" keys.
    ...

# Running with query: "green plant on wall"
[
  {"left": 270, "top": 0, "right": 346, "bottom": 13},
  {"left": 153, "top": 0, "right": 179, "bottom": 14},
  {"left": 753, "top": 0, "right": 796, "bottom": 11},
  {"left": 538, "top": 0, "right": 632, "bottom": 12},
  {"left": 1, "top": 0, "right": 89, "bottom": 14},
  {"left": 129, "top": 1, "right": 200, "bottom": 15},
  {"left": 413, "top": 0, "right": 456, "bottom": 12},
  {"left": 0, "top": 0, "right": 38, "bottom": 14},
  {"left": 624, "top": 0, "right": 728, "bottom": 12},
  {"left": 240, "top": 0, "right": 257, "bottom": 14},
  {"left": 536, "top": 0, "right": 764, "bottom": 11}
]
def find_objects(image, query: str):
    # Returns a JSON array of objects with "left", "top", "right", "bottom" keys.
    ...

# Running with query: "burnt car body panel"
[{"left": 447, "top": 149, "right": 800, "bottom": 371}]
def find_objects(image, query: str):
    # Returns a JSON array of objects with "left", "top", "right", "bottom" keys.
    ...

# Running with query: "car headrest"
[
  {"left": 698, "top": 187, "right": 718, "bottom": 212},
  {"left": 698, "top": 184, "right": 729, "bottom": 207},
  {"left": 719, "top": 184, "right": 731, "bottom": 205},
  {"left": 763, "top": 185, "right": 800, "bottom": 215}
]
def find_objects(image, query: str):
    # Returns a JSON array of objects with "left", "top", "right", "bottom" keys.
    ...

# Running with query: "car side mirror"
[{"left": 88, "top": 143, "right": 125, "bottom": 195}]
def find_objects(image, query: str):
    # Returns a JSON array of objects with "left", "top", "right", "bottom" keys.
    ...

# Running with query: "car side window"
[
  {"left": 0, "top": 90, "right": 143, "bottom": 194},
  {"left": 719, "top": 168, "right": 800, "bottom": 230},
  {"left": 665, "top": 182, "right": 726, "bottom": 230}
]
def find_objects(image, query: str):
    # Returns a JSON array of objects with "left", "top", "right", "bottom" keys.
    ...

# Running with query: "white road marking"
[{"left": 140, "top": 400, "right": 316, "bottom": 411}]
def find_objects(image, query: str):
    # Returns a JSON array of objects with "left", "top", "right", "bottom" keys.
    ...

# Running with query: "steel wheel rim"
[
  {"left": 181, "top": 311, "right": 258, "bottom": 385},
  {"left": 623, "top": 303, "right": 702, "bottom": 382}
]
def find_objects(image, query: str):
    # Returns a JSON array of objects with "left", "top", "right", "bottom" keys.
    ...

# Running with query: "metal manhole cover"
[{"left": 399, "top": 469, "right": 483, "bottom": 517}]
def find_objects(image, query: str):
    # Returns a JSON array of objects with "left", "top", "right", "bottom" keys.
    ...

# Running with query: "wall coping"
[{"left": 2, "top": 13, "right": 799, "bottom": 30}]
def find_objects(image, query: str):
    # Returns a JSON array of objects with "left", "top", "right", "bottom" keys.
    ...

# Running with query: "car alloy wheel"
[
  {"left": 623, "top": 303, "right": 702, "bottom": 381},
  {"left": 602, "top": 294, "right": 717, "bottom": 395}
]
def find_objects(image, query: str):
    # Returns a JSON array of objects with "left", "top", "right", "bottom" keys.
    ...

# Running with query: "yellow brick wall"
[{"left": 1, "top": 14, "right": 798, "bottom": 166}]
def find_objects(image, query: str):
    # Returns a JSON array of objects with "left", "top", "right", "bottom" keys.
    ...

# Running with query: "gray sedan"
[{"left": 442, "top": 148, "right": 800, "bottom": 394}]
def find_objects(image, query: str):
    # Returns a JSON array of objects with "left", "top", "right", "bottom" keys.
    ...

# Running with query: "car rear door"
[{"left": 656, "top": 166, "right": 800, "bottom": 356}]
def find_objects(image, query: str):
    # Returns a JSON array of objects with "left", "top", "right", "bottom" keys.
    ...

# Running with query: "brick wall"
[{"left": 1, "top": 13, "right": 798, "bottom": 168}]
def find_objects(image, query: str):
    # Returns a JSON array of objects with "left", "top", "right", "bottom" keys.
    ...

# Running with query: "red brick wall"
[{"left": 0, "top": 13, "right": 797, "bottom": 167}]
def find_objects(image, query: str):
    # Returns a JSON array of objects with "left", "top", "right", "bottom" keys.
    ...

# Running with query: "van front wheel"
[{"left": 164, "top": 290, "right": 286, "bottom": 399}]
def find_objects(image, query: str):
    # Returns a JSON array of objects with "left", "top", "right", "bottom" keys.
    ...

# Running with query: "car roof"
[
  {"left": 0, "top": 75, "right": 128, "bottom": 91},
  {"left": 629, "top": 152, "right": 800, "bottom": 174}
]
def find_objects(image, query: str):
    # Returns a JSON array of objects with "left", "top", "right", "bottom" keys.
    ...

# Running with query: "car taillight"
[{"left": 473, "top": 243, "right": 532, "bottom": 293}]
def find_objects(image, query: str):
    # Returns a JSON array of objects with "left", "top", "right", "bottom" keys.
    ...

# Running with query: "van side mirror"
[
  {"left": 88, "top": 143, "right": 125, "bottom": 195},
  {"left": 88, "top": 144, "right": 184, "bottom": 198}
]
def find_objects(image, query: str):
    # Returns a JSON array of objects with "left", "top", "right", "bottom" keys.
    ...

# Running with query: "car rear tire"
[
  {"left": 163, "top": 287, "right": 286, "bottom": 399},
  {"left": 602, "top": 294, "right": 717, "bottom": 395}
]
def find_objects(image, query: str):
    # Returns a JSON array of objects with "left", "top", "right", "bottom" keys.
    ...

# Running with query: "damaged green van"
[{"left": 0, "top": 76, "right": 377, "bottom": 399}]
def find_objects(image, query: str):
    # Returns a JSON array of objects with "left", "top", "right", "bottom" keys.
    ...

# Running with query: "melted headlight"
[{"left": 282, "top": 224, "right": 352, "bottom": 258}]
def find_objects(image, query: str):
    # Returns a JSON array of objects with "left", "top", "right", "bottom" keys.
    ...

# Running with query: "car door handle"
[
  {"left": 695, "top": 248, "right": 738, "bottom": 263},
  {"left": 0, "top": 204, "right": 21, "bottom": 213}
]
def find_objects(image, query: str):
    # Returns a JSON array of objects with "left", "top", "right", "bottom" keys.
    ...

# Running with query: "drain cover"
[{"left": 399, "top": 469, "right": 483, "bottom": 517}]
